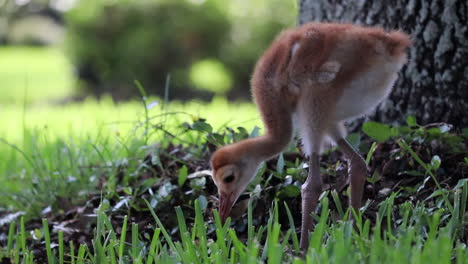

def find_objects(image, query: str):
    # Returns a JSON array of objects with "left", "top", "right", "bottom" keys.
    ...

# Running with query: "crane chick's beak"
[{"left": 219, "top": 192, "right": 235, "bottom": 223}]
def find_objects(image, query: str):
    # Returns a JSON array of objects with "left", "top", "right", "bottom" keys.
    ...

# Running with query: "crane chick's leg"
[
  {"left": 336, "top": 138, "right": 367, "bottom": 216},
  {"left": 300, "top": 152, "right": 322, "bottom": 250}
]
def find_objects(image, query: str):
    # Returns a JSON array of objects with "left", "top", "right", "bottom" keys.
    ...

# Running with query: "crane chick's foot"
[
  {"left": 336, "top": 139, "right": 367, "bottom": 216},
  {"left": 300, "top": 186, "right": 321, "bottom": 250},
  {"left": 299, "top": 153, "right": 322, "bottom": 251}
]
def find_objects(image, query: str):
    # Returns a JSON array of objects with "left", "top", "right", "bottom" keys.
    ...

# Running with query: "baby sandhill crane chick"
[{"left": 210, "top": 22, "right": 411, "bottom": 250}]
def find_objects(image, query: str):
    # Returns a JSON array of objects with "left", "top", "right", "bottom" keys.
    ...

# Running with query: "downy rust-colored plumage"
[{"left": 210, "top": 22, "right": 410, "bottom": 250}]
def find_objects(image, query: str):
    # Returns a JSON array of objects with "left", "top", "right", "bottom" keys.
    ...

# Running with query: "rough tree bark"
[{"left": 298, "top": 0, "right": 468, "bottom": 128}]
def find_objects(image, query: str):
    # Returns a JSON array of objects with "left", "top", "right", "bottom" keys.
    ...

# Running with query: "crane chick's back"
[{"left": 251, "top": 22, "right": 411, "bottom": 114}]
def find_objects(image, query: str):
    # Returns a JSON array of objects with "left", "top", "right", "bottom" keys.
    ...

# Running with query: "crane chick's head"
[{"left": 210, "top": 144, "right": 260, "bottom": 222}]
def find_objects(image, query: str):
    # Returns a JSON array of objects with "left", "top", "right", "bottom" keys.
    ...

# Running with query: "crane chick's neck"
[{"left": 228, "top": 133, "right": 291, "bottom": 163}]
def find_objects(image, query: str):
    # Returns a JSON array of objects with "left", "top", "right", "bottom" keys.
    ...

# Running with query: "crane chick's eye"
[{"left": 223, "top": 175, "right": 235, "bottom": 183}]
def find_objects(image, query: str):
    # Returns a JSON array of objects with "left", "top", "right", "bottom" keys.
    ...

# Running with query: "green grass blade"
[
  {"left": 109, "top": 241, "right": 117, "bottom": 264},
  {"left": 102, "top": 213, "right": 118, "bottom": 242},
  {"left": 20, "top": 216, "right": 26, "bottom": 255},
  {"left": 310, "top": 197, "right": 329, "bottom": 251},
  {"left": 247, "top": 199, "right": 254, "bottom": 246},
  {"left": 6, "top": 220, "right": 15, "bottom": 253},
  {"left": 77, "top": 244, "right": 86, "bottom": 264},
  {"left": 192, "top": 199, "right": 208, "bottom": 263},
  {"left": 284, "top": 202, "right": 300, "bottom": 252},
  {"left": 14, "top": 233, "right": 20, "bottom": 264},
  {"left": 94, "top": 212, "right": 105, "bottom": 264},
  {"left": 213, "top": 209, "right": 229, "bottom": 260},
  {"left": 58, "top": 230, "right": 64, "bottom": 264},
  {"left": 175, "top": 206, "right": 198, "bottom": 262},
  {"left": 70, "top": 241, "right": 75, "bottom": 264},
  {"left": 365, "top": 142, "right": 377, "bottom": 165},
  {"left": 228, "top": 229, "right": 246, "bottom": 261},
  {"left": 144, "top": 199, "right": 177, "bottom": 252},
  {"left": 43, "top": 218, "right": 55, "bottom": 264},
  {"left": 118, "top": 215, "right": 128, "bottom": 262},
  {"left": 146, "top": 228, "right": 161, "bottom": 264},
  {"left": 331, "top": 190, "right": 345, "bottom": 219},
  {"left": 132, "top": 222, "right": 140, "bottom": 262}
]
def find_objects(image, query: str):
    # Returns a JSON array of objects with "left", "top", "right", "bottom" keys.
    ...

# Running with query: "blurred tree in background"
[
  {"left": 66, "top": 0, "right": 230, "bottom": 100},
  {"left": 65, "top": 0, "right": 297, "bottom": 100}
]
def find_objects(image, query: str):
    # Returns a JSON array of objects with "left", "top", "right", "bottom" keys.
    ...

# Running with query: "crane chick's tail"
[
  {"left": 385, "top": 31, "right": 411, "bottom": 57},
  {"left": 370, "top": 30, "right": 411, "bottom": 58}
]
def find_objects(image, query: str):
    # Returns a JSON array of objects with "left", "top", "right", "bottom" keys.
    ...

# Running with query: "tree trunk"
[{"left": 298, "top": 0, "right": 468, "bottom": 128}]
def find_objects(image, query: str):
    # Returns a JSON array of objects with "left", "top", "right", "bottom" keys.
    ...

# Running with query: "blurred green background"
[
  {"left": 0, "top": 0, "right": 297, "bottom": 174},
  {"left": 0, "top": 0, "right": 297, "bottom": 103}
]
